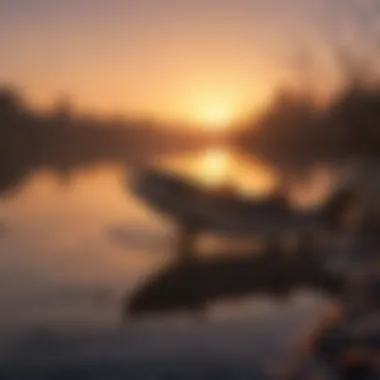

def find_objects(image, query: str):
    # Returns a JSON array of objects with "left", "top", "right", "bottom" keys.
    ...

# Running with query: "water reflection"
[
  {"left": 0, "top": 147, "right": 342, "bottom": 334},
  {"left": 194, "top": 147, "right": 232, "bottom": 188},
  {"left": 159, "top": 147, "right": 341, "bottom": 209},
  {"left": 0, "top": 147, "right": 358, "bottom": 380},
  {"left": 160, "top": 147, "right": 278, "bottom": 196}
]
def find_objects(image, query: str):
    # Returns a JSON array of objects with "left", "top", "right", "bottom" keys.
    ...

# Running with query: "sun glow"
[
  {"left": 197, "top": 104, "right": 234, "bottom": 130},
  {"left": 185, "top": 91, "right": 245, "bottom": 131},
  {"left": 199, "top": 148, "right": 232, "bottom": 187},
  {"left": 160, "top": 147, "right": 277, "bottom": 196}
]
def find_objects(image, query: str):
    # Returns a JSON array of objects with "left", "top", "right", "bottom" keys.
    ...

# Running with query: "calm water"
[{"left": 0, "top": 147, "right": 336, "bottom": 378}]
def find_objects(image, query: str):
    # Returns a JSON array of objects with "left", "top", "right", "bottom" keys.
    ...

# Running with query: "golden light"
[
  {"left": 199, "top": 148, "right": 232, "bottom": 187},
  {"left": 197, "top": 103, "right": 234, "bottom": 130},
  {"left": 184, "top": 90, "right": 243, "bottom": 131},
  {"left": 159, "top": 147, "right": 278, "bottom": 196},
  {"left": 160, "top": 148, "right": 233, "bottom": 188},
  {"left": 189, "top": 148, "right": 277, "bottom": 194}
]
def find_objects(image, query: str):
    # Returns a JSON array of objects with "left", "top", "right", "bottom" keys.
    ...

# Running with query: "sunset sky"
[{"left": 1, "top": 0, "right": 379, "bottom": 126}]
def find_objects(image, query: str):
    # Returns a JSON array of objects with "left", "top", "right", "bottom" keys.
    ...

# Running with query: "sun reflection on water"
[
  {"left": 160, "top": 147, "right": 278, "bottom": 198},
  {"left": 0, "top": 149, "right": 346, "bottom": 330}
]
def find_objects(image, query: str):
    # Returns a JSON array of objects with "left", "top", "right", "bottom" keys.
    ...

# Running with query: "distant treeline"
[
  {"left": 236, "top": 80, "right": 380, "bottom": 174},
  {"left": 0, "top": 87, "right": 215, "bottom": 194},
  {"left": 3, "top": 74, "right": 380, "bottom": 194}
]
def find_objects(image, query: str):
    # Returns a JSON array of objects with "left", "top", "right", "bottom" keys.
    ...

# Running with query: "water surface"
[{"left": 0, "top": 147, "right": 336, "bottom": 377}]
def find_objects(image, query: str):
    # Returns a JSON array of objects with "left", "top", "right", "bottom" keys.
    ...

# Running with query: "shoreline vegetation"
[
  {"left": 2, "top": 71, "right": 380, "bottom": 194},
  {"left": 0, "top": 87, "right": 220, "bottom": 195}
]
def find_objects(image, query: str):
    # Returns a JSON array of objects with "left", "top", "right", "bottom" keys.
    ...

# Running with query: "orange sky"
[{"left": 0, "top": 0, "right": 378, "bottom": 127}]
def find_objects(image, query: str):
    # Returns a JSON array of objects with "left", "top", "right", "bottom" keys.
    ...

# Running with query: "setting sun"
[
  {"left": 196, "top": 103, "right": 234, "bottom": 130},
  {"left": 181, "top": 84, "right": 270, "bottom": 131},
  {"left": 186, "top": 92, "right": 244, "bottom": 131}
]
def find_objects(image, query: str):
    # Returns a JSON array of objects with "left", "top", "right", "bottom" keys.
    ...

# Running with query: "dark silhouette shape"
[
  {"left": 123, "top": 180, "right": 379, "bottom": 318},
  {"left": 124, "top": 243, "right": 344, "bottom": 318},
  {"left": 303, "top": 290, "right": 380, "bottom": 380},
  {"left": 236, "top": 82, "right": 380, "bottom": 177},
  {"left": 129, "top": 165, "right": 359, "bottom": 244},
  {"left": 0, "top": 86, "right": 217, "bottom": 195},
  {"left": 3, "top": 71, "right": 380, "bottom": 196},
  {"left": 121, "top": 167, "right": 364, "bottom": 319}
]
